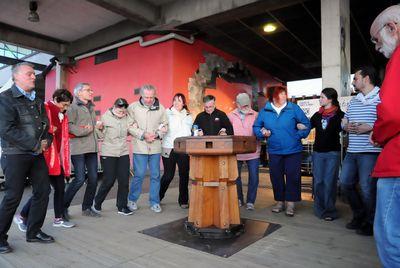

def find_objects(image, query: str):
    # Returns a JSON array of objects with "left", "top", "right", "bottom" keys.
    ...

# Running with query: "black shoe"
[
  {"left": 117, "top": 207, "right": 134, "bottom": 216},
  {"left": 27, "top": 231, "right": 55, "bottom": 243},
  {"left": 345, "top": 218, "right": 363, "bottom": 230},
  {"left": 0, "top": 242, "right": 12, "bottom": 254},
  {"left": 356, "top": 223, "right": 373, "bottom": 236}
]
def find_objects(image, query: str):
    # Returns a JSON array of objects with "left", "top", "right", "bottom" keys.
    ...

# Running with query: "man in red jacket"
[{"left": 370, "top": 5, "right": 400, "bottom": 267}]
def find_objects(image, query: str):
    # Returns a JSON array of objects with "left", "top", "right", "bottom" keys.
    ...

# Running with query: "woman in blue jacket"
[{"left": 253, "top": 86, "right": 310, "bottom": 216}]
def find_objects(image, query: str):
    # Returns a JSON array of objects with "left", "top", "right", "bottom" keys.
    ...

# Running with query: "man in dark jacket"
[
  {"left": 0, "top": 62, "right": 54, "bottom": 254},
  {"left": 193, "top": 95, "right": 233, "bottom": 136}
]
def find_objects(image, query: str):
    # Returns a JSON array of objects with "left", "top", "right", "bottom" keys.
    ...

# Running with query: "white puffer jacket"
[{"left": 162, "top": 107, "right": 193, "bottom": 149}]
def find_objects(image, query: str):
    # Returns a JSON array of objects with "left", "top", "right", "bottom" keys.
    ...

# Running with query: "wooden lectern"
[{"left": 174, "top": 135, "right": 256, "bottom": 239}]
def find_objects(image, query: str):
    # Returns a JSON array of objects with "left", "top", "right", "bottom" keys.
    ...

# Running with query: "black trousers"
[
  {"left": 21, "top": 173, "right": 65, "bottom": 219},
  {"left": 94, "top": 155, "right": 130, "bottom": 210},
  {"left": 159, "top": 150, "right": 189, "bottom": 205},
  {"left": 0, "top": 154, "right": 50, "bottom": 242}
]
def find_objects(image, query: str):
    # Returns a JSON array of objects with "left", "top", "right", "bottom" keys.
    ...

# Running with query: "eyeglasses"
[{"left": 371, "top": 23, "right": 397, "bottom": 44}]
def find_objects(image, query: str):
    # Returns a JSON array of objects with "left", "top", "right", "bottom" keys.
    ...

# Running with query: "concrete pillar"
[
  {"left": 55, "top": 62, "right": 67, "bottom": 89},
  {"left": 321, "top": 0, "right": 351, "bottom": 97}
]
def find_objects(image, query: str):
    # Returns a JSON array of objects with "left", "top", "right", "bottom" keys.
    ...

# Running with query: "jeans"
[
  {"left": 236, "top": 158, "right": 260, "bottom": 204},
  {"left": 21, "top": 173, "right": 65, "bottom": 219},
  {"left": 128, "top": 154, "right": 161, "bottom": 206},
  {"left": 0, "top": 154, "right": 50, "bottom": 241},
  {"left": 64, "top": 153, "right": 98, "bottom": 211},
  {"left": 339, "top": 152, "right": 378, "bottom": 224},
  {"left": 94, "top": 155, "right": 130, "bottom": 210},
  {"left": 374, "top": 178, "right": 400, "bottom": 268},
  {"left": 312, "top": 151, "right": 340, "bottom": 219},
  {"left": 269, "top": 153, "right": 302, "bottom": 202},
  {"left": 159, "top": 150, "right": 190, "bottom": 205}
]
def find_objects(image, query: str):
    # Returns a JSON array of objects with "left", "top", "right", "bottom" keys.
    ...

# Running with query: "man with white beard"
[{"left": 370, "top": 5, "right": 400, "bottom": 267}]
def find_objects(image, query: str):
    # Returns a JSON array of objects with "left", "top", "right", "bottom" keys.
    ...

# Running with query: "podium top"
[{"left": 174, "top": 135, "right": 256, "bottom": 155}]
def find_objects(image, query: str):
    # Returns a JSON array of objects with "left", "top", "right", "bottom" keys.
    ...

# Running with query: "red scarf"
[
  {"left": 43, "top": 102, "right": 71, "bottom": 177},
  {"left": 318, "top": 105, "right": 338, "bottom": 117}
]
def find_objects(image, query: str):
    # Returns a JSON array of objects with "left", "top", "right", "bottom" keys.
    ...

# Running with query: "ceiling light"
[
  {"left": 263, "top": 23, "right": 277, "bottom": 33},
  {"left": 28, "top": 1, "right": 40, "bottom": 23}
]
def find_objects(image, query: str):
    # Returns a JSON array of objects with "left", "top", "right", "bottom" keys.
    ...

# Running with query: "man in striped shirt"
[{"left": 340, "top": 66, "right": 381, "bottom": 236}]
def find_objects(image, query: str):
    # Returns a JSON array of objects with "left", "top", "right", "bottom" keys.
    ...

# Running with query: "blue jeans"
[
  {"left": 64, "top": 153, "right": 98, "bottom": 211},
  {"left": 374, "top": 178, "right": 400, "bottom": 268},
  {"left": 269, "top": 153, "right": 302, "bottom": 202},
  {"left": 339, "top": 153, "right": 378, "bottom": 224},
  {"left": 236, "top": 158, "right": 260, "bottom": 204},
  {"left": 312, "top": 151, "right": 340, "bottom": 219},
  {"left": 128, "top": 154, "right": 161, "bottom": 206}
]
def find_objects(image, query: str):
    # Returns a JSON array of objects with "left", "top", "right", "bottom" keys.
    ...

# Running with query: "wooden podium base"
[{"left": 184, "top": 221, "right": 244, "bottom": 239}]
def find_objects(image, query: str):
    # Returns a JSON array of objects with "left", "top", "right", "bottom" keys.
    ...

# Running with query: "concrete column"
[
  {"left": 55, "top": 62, "right": 67, "bottom": 89},
  {"left": 321, "top": 0, "right": 351, "bottom": 97}
]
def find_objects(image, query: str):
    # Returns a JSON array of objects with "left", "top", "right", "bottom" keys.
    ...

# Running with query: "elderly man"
[
  {"left": 127, "top": 85, "right": 168, "bottom": 213},
  {"left": 340, "top": 66, "right": 381, "bottom": 236},
  {"left": 228, "top": 93, "right": 260, "bottom": 210},
  {"left": 0, "top": 62, "right": 54, "bottom": 253},
  {"left": 193, "top": 95, "right": 233, "bottom": 136},
  {"left": 370, "top": 5, "right": 400, "bottom": 266},
  {"left": 63, "top": 83, "right": 102, "bottom": 218}
]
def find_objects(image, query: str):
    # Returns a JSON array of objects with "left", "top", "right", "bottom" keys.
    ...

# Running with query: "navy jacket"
[
  {"left": 253, "top": 102, "right": 310, "bottom": 155},
  {"left": 0, "top": 85, "right": 51, "bottom": 154}
]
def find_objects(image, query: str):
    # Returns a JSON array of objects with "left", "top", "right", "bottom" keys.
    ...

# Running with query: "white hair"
[
  {"left": 11, "top": 62, "right": 34, "bottom": 81},
  {"left": 371, "top": 5, "right": 400, "bottom": 36},
  {"left": 73, "top": 82, "right": 90, "bottom": 96},
  {"left": 140, "top": 84, "right": 156, "bottom": 96}
]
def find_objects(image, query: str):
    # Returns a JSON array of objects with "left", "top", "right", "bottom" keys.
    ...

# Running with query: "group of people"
[{"left": 0, "top": 4, "right": 398, "bottom": 267}]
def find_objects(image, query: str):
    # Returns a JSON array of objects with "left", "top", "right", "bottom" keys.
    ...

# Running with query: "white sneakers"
[
  {"left": 150, "top": 204, "right": 162, "bottom": 213},
  {"left": 127, "top": 201, "right": 138, "bottom": 211}
]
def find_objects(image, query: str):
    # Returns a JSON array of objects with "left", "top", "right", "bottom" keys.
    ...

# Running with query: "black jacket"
[
  {"left": 193, "top": 108, "right": 234, "bottom": 136},
  {"left": 310, "top": 109, "right": 344, "bottom": 152},
  {"left": 0, "top": 85, "right": 51, "bottom": 154}
]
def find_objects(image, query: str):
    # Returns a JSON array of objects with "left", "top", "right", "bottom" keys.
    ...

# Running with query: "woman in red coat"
[{"left": 14, "top": 89, "right": 75, "bottom": 230}]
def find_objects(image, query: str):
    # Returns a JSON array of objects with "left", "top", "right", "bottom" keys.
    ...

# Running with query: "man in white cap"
[
  {"left": 228, "top": 93, "right": 260, "bottom": 210},
  {"left": 369, "top": 5, "right": 400, "bottom": 266}
]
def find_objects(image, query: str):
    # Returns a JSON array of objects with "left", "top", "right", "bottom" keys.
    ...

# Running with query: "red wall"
[{"left": 46, "top": 35, "right": 280, "bottom": 116}]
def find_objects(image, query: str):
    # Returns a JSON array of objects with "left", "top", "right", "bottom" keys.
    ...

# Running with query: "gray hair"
[
  {"left": 11, "top": 62, "right": 34, "bottom": 81},
  {"left": 73, "top": 82, "right": 90, "bottom": 96},
  {"left": 203, "top": 95, "right": 215, "bottom": 103},
  {"left": 140, "top": 84, "right": 156, "bottom": 96},
  {"left": 371, "top": 5, "right": 400, "bottom": 36}
]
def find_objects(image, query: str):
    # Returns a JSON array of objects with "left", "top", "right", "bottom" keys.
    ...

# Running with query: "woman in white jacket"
[{"left": 159, "top": 93, "right": 193, "bottom": 208}]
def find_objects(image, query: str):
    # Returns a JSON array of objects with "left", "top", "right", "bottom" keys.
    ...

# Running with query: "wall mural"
[{"left": 188, "top": 51, "right": 259, "bottom": 116}]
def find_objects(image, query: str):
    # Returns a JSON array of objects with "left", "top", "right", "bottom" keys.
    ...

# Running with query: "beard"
[{"left": 379, "top": 30, "right": 398, "bottom": 58}]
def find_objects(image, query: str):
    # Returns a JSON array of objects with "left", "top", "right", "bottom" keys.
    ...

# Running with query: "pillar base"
[{"left": 184, "top": 221, "right": 244, "bottom": 239}]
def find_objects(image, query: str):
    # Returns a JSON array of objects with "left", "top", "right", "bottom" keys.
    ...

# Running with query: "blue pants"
[
  {"left": 339, "top": 152, "right": 378, "bottom": 224},
  {"left": 374, "top": 178, "right": 400, "bottom": 268},
  {"left": 64, "top": 153, "right": 98, "bottom": 211},
  {"left": 269, "top": 153, "right": 302, "bottom": 202},
  {"left": 128, "top": 154, "right": 161, "bottom": 206},
  {"left": 236, "top": 158, "right": 260, "bottom": 204},
  {"left": 312, "top": 151, "right": 340, "bottom": 219}
]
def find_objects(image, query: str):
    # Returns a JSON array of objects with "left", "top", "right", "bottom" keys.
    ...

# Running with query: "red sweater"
[{"left": 372, "top": 46, "right": 400, "bottom": 178}]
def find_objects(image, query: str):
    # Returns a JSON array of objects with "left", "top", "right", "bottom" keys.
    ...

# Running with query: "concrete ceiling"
[{"left": 0, "top": 0, "right": 394, "bottom": 82}]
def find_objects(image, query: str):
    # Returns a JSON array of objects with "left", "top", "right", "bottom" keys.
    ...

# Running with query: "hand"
[
  {"left": 260, "top": 127, "right": 271, "bottom": 137},
  {"left": 354, "top": 123, "right": 372, "bottom": 134},
  {"left": 95, "top": 121, "right": 103, "bottom": 130},
  {"left": 159, "top": 125, "right": 168, "bottom": 134},
  {"left": 218, "top": 128, "right": 227, "bottom": 136},
  {"left": 197, "top": 129, "right": 204, "bottom": 136},
  {"left": 369, "top": 131, "right": 380, "bottom": 147},
  {"left": 84, "top": 125, "right": 93, "bottom": 132},
  {"left": 39, "top": 140, "right": 48, "bottom": 153},
  {"left": 52, "top": 126, "right": 58, "bottom": 133},
  {"left": 144, "top": 132, "right": 156, "bottom": 143},
  {"left": 296, "top": 123, "right": 307, "bottom": 130}
]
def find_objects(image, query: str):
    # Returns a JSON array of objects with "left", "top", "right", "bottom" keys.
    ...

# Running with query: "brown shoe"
[{"left": 271, "top": 201, "right": 285, "bottom": 213}]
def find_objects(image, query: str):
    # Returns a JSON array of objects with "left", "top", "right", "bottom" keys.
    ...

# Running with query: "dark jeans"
[
  {"left": 159, "top": 150, "right": 190, "bottom": 205},
  {"left": 0, "top": 154, "right": 50, "bottom": 241},
  {"left": 339, "top": 152, "right": 378, "bottom": 224},
  {"left": 236, "top": 158, "right": 260, "bottom": 204},
  {"left": 64, "top": 153, "right": 98, "bottom": 211},
  {"left": 269, "top": 152, "right": 302, "bottom": 202},
  {"left": 312, "top": 151, "right": 340, "bottom": 219},
  {"left": 21, "top": 173, "right": 65, "bottom": 219},
  {"left": 94, "top": 155, "right": 130, "bottom": 210}
]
